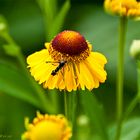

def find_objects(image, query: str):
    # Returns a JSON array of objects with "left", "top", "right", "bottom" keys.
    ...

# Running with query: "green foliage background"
[{"left": 0, "top": 0, "right": 140, "bottom": 140}]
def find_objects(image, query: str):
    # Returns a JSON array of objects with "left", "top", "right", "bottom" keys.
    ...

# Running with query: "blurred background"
[{"left": 0, "top": 0, "right": 140, "bottom": 140}]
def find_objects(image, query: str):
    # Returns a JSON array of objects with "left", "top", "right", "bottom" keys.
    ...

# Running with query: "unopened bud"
[
  {"left": 0, "top": 23, "right": 6, "bottom": 31},
  {"left": 77, "top": 115, "right": 89, "bottom": 126},
  {"left": 130, "top": 40, "right": 140, "bottom": 59},
  {"left": 0, "top": 15, "right": 8, "bottom": 35}
]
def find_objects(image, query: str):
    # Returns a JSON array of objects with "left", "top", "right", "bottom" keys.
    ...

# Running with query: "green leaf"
[
  {"left": 0, "top": 60, "right": 40, "bottom": 108},
  {"left": 36, "top": 0, "right": 58, "bottom": 40},
  {"left": 121, "top": 118, "right": 140, "bottom": 140},
  {"left": 0, "top": 94, "right": 36, "bottom": 140},
  {"left": 0, "top": 59, "right": 55, "bottom": 113},
  {"left": 37, "top": 0, "right": 57, "bottom": 19},
  {"left": 49, "top": 0, "right": 70, "bottom": 39},
  {"left": 3, "top": 44, "right": 20, "bottom": 57},
  {"left": 37, "top": 0, "right": 70, "bottom": 40},
  {"left": 109, "top": 118, "right": 140, "bottom": 140},
  {"left": 80, "top": 90, "right": 109, "bottom": 140}
]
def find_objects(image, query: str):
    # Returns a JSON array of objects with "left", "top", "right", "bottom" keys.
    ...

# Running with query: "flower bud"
[
  {"left": 104, "top": 0, "right": 140, "bottom": 19},
  {"left": 0, "top": 15, "right": 8, "bottom": 35},
  {"left": 130, "top": 40, "right": 140, "bottom": 59}
]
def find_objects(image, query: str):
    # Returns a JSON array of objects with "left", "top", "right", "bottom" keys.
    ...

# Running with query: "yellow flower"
[
  {"left": 104, "top": 0, "right": 140, "bottom": 19},
  {"left": 27, "top": 30, "right": 107, "bottom": 92},
  {"left": 22, "top": 112, "right": 72, "bottom": 140}
]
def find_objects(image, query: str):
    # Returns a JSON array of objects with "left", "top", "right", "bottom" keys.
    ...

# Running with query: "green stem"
[
  {"left": 115, "top": 17, "right": 127, "bottom": 140},
  {"left": 1, "top": 32, "right": 15, "bottom": 45},
  {"left": 49, "top": 89, "right": 59, "bottom": 113},
  {"left": 2, "top": 33, "right": 51, "bottom": 112},
  {"left": 123, "top": 94, "right": 139, "bottom": 120},
  {"left": 64, "top": 90, "right": 77, "bottom": 126},
  {"left": 64, "top": 91, "right": 68, "bottom": 118}
]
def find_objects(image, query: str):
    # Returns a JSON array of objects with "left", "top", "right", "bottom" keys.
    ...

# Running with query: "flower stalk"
[
  {"left": 64, "top": 91, "right": 69, "bottom": 118},
  {"left": 64, "top": 91, "right": 77, "bottom": 126},
  {"left": 115, "top": 17, "right": 127, "bottom": 140}
]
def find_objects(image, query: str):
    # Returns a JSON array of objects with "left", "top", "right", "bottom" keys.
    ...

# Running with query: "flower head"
[
  {"left": 22, "top": 112, "right": 72, "bottom": 140},
  {"left": 27, "top": 30, "right": 107, "bottom": 92},
  {"left": 104, "top": 0, "right": 140, "bottom": 19}
]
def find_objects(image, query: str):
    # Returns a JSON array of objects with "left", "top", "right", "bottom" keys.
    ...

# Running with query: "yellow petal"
[
  {"left": 64, "top": 63, "right": 77, "bottom": 92},
  {"left": 45, "top": 42, "right": 50, "bottom": 49},
  {"left": 45, "top": 75, "right": 59, "bottom": 89},
  {"left": 27, "top": 49, "right": 50, "bottom": 67},
  {"left": 30, "top": 60, "right": 56, "bottom": 84},
  {"left": 56, "top": 73, "right": 65, "bottom": 90},
  {"left": 85, "top": 58, "right": 107, "bottom": 83},
  {"left": 38, "top": 64, "right": 56, "bottom": 84},
  {"left": 90, "top": 52, "right": 107, "bottom": 67},
  {"left": 74, "top": 63, "right": 85, "bottom": 90},
  {"left": 79, "top": 62, "right": 95, "bottom": 90}
]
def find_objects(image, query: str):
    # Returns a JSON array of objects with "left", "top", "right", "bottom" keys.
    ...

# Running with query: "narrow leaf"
[
  {"left": 49, "top": 0, "right": 70, "bottom": 39},
  {"left": 0, "top": 61, "right": 40, "bottom": 108},
  {"left": 0, "top": 59, "right": 54, "bottom": 113},
  {"left": 80, "top": 90, "right": 109, "bottom": 140}
]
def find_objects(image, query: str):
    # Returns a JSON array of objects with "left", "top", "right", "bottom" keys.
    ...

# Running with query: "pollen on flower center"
[{"left": 51, "top": 30, "right": 88, "bottom": 55}]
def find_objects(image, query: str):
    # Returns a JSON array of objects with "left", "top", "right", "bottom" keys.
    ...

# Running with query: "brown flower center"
[{"left": 51, "top": 30, "right": 88, "bottom": 56}]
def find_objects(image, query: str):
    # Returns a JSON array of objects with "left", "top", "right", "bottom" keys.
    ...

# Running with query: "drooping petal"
[
  {"left": 85, "top": 52, "right": 107, "bottom": 83},
  {"left": 64, "top": 63, "right": 77, "bottom": 92},
  {"left": 74, "top": 63, "right": 85, "bottom": 90},
  {"left": 45, "top": 75, "right": 60, "bottom": 89},
  {"left": 56, "top": 73, "right": 65, "bottom": 90},
  {"left": 79, "top": 61, "right": 95, "bottom": 90}
]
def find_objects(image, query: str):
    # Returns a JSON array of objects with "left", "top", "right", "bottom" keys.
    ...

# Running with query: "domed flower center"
[{"left": 51, "top": 30, "right": 88, "bottom": 56}]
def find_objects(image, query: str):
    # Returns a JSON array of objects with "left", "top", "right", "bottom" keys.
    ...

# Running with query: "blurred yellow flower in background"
[
  {"left": 22, "top": 112, "right": 72, "bottom": 140},
  {"left": 104, "top": 0, "right": 140, "bottom": 19},
  {"left": 27, "top": 30, "right": 107, "bottom": 92}
]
